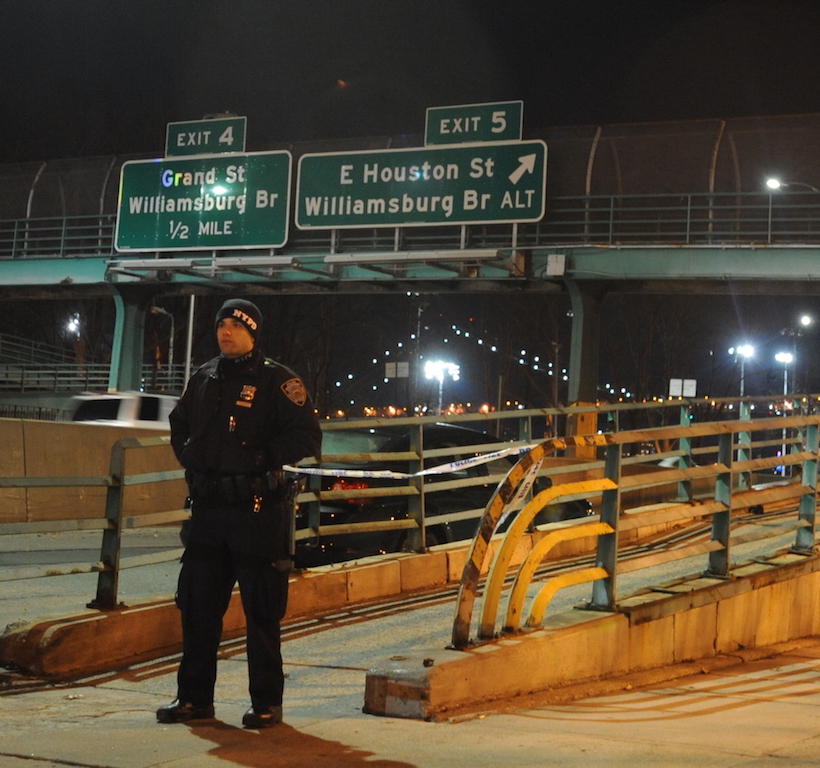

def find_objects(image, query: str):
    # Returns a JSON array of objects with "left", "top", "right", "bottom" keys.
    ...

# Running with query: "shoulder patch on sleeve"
[{"left": 281, "top": 377, "right": 308, "bottom": 406}]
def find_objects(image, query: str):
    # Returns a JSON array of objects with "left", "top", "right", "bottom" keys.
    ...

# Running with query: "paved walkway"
[
  {"left": 2, "top": 629, "right": 820, "bottom": 767},
  {"left": 3, "top": 530, "right": 820, "bottom": 766}
]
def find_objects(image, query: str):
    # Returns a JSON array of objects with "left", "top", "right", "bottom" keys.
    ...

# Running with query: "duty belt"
[{"left": 190, "top": 470, "right": 286, "bottom": 504}]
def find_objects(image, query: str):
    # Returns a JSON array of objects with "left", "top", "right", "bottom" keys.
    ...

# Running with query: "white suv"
[{"left": 69, "top": 391, "right": 177, "bottom": 430}]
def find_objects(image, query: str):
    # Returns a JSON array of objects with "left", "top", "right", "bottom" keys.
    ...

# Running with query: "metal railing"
[
  {"left": 0, "top": 333, "right": 91, "bottom": 366},
  {"left": 451, "top": 403, "right": 819, "bottom": 647},
  {"left": 0, "top": 362, "right": 186, "bottom": 394},
  {"left": 2, "top": 192, "right": 820, "bottom": 261},
  {"left": 531, "top": 191, "right": 820, "bottom": 246},
  {"left": 0, "top": 400, "right": 816, "bottom": 618},
  {"left": 0, "top": 435, "right": 187, "bottom": 608},
  {"left": 0, "top": 214, "right": 116, "bottom": 259}
]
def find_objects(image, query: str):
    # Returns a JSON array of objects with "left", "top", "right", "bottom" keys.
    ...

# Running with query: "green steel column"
[
  {"left": 406, "top": 422, "right": 425, "bottom": 551},
  {"left": 678, "top": 403, "right": 693, "bottom": 502},
  {"left": 565, "top": 280, "right": 605, "bottom": 403},
  {"left": 108, "top": 286, "right": 152, "bottom": 392},
  {"left": 795, "top": 422, "right": 818, "bottom": 553},
  {"left": 590, "top": 442, "right": 621, "bottom": 611}
]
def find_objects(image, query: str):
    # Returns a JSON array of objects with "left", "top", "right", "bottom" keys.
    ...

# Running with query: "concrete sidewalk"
[
  {"left": 4, "top": 527, "right": 820, "bottom": 766},
  {"left": 2, "top": 600, "right": 820, "bottom": 767}
]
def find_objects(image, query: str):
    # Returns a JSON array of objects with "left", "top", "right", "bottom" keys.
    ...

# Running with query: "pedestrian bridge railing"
[
  {"left": 451, "top": 408, "right": 819, "bottom": 647},
  {"left": 0, "top": 401, "right": 817, "bottom": 623},
  {"left": 3, "top": 191, "right": 820, "bottom": 265}
]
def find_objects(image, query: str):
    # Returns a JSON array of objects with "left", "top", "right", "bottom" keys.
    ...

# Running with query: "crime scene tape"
[{"left": 283, "top": 443, "right": 538, "bottom": 480}]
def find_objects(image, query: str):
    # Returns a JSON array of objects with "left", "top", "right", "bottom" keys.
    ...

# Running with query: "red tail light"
[{"left": 330, "top": 478, "right": 372, "bottom": 505}]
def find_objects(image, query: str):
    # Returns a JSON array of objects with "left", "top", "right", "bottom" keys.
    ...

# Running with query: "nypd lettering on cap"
[{"left": 232, "top": 309, "right": 258, "bottom": 331}]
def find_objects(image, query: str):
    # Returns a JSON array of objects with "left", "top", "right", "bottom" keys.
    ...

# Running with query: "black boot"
[
  {"left": 242, "top": 704, "right": 283, "bottom": 729},
  {"left": 156, "top": 699, "right": 215, "bottom": 723}
]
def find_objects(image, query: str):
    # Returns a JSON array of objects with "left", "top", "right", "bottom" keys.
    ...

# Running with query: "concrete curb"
[{"left": 0, "top": 546, "right": 460, "bottom": 679}]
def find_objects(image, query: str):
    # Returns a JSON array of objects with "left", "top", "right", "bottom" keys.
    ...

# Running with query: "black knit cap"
[{"left": 215, "top": 298, "right": 262, "bottom": 340}]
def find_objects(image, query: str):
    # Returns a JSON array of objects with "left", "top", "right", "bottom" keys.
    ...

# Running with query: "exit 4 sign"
[{"left": 165, "top": 117, "right": 247, "bottom": 157}]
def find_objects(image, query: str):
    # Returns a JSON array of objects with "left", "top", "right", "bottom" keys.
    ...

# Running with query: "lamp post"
[
  {"left": 424, "top": 360, "right": 460, "bottom": 415},
  {"left": 765, "top": 179, "right": 819, "bottom": 243},
  {"left": 781, "top": 314, "right": 813, "bottom": 393},
  {"left": 775, "top": 351, "right": 793, "bottom": 475},
  {"left": 728, "top": 344, "right": 754, "bottom": 397}
]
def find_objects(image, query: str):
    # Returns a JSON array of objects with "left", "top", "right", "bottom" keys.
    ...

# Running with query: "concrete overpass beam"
[
  {"left": 566, "top": 280, "right": 606, "bottom": 404},
  {"left": 108, "top": 286, "right": 153, "bottom": 392}
]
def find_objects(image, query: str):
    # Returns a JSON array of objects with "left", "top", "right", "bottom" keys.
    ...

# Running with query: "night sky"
[{"left": 4, "top": 0, "right": 820, "bottom": 163}]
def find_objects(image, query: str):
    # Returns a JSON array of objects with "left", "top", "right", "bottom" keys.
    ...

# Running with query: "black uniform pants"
[{"left": 175, "top": 497, "right": 290, "bottom": 709}]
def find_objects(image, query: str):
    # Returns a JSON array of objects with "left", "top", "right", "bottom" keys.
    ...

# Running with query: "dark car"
[{"left": 293, "top": 423, "right": 591, "bottom": 567}]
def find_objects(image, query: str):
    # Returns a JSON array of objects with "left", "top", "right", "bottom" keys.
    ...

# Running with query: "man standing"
[{"left": 157, "top": 298, "right": 322, "bottom": 729}]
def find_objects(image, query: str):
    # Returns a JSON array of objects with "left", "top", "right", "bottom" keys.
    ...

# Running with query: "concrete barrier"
[
  {"left": 363, "top": 550, "right": 820, "bottom": 720},
  {"left": 0, "top": 418, "right": 186, "bottom": 524}
]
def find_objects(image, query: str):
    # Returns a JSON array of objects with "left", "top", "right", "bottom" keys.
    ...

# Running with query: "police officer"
[{"left": 157, "top": 298, "right": 322, "bottom": 729}]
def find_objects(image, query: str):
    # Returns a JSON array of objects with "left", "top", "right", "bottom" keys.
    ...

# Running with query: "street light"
[
  {"left": 766, "top": 178, "right": 819, "bottom": 192},
  {"left": 775, "top": 351, "right": 793, "bottom": 396},
  {"left": 728, "top": 344, "right": 754, "bottom": 397},
  {"left": 424, "top": 359, "right": 460, "bottom": 415},
  {"left": 781, "top": 315, "right": 813, "bottom": 393},
  {"left": 765, "top": 180, "right": 819, "bottom": 244},
  {"left": 66, "top": 312, "right": 81, "bottom": 339}
]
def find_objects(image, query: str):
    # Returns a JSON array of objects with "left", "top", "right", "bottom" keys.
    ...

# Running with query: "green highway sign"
[
  {"left": 295, "top": 140, "right": 546, "bottom": 229},
  {"left": 425, "top": 101, "right": 523, "bottom": 145},
  {"left": 115, "top": 151, "right": 292, "bottom": 252},
  {"left": 165, "top": 117, "right": 247, "bottom": 157}
]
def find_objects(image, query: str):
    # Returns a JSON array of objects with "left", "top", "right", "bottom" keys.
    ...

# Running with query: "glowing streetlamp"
[
  {"left": 775, "top": 351, "right": 793, "bottom": 395},
  {"left": 728, "top": 344, "right": 754, "bottom": 397},
  {"left": 424, "top": 360, "right": 460, "bottom": 415},
  {"left": 766, "top": 178, "right": 819, "bottom": 192},
  {"left": 66, "top": 313, "right": 80, "bottom": 337}
]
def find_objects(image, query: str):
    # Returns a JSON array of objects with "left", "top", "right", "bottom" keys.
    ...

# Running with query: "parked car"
[
  {"left": 294, "top": 423, "right": 592, "bottom": 567},
  {"left": 68, "top": 391, "right": 177, "bottom": 430}
]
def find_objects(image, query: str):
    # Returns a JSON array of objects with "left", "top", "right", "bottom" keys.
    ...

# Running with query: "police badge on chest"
[{"left": 237, "top": 384, "right": 257, "bottom": 408}]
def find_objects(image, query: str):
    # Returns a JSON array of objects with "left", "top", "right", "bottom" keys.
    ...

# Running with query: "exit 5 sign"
[{"left": 425, "top": 101, "right": 523, "bottom": 145}]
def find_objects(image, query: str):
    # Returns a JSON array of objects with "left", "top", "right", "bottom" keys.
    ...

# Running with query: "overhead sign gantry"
[{"left": 114, "top": 101, "right": 544, "bottom": 250}]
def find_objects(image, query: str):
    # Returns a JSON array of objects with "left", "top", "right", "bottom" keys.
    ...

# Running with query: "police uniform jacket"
[{"left": 170, "top": 348, "right": 322, "bottom": 479}]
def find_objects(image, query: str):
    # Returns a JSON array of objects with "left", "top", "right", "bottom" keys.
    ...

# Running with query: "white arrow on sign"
[{"left": 508, "top": 154, "right": 537, "bottom": 185}]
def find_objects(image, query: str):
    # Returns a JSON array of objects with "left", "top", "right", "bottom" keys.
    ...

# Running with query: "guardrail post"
[
  {"left": 305, "top": 472, "right": 322, "bottom": 541},
  {"left": 406, "top": 422, "right": 425, "bottom": 551},
  {"left": 706, "top": 431, "right": 733, "bottom": 578},
  {"left": 589, "top": 443, "right": 620, "bottom": 610},
  {"left": 737, "top": 400, "right": 752, "bottom": 491},
  {"left": 794, "top": 421, "right": 818, "bottom": 553},
  {"left": 677, "top": 403, "right": 693, "bottom": 502},
  {"left": 88, "top": 438, "right": 127, "bottom": 610}
]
